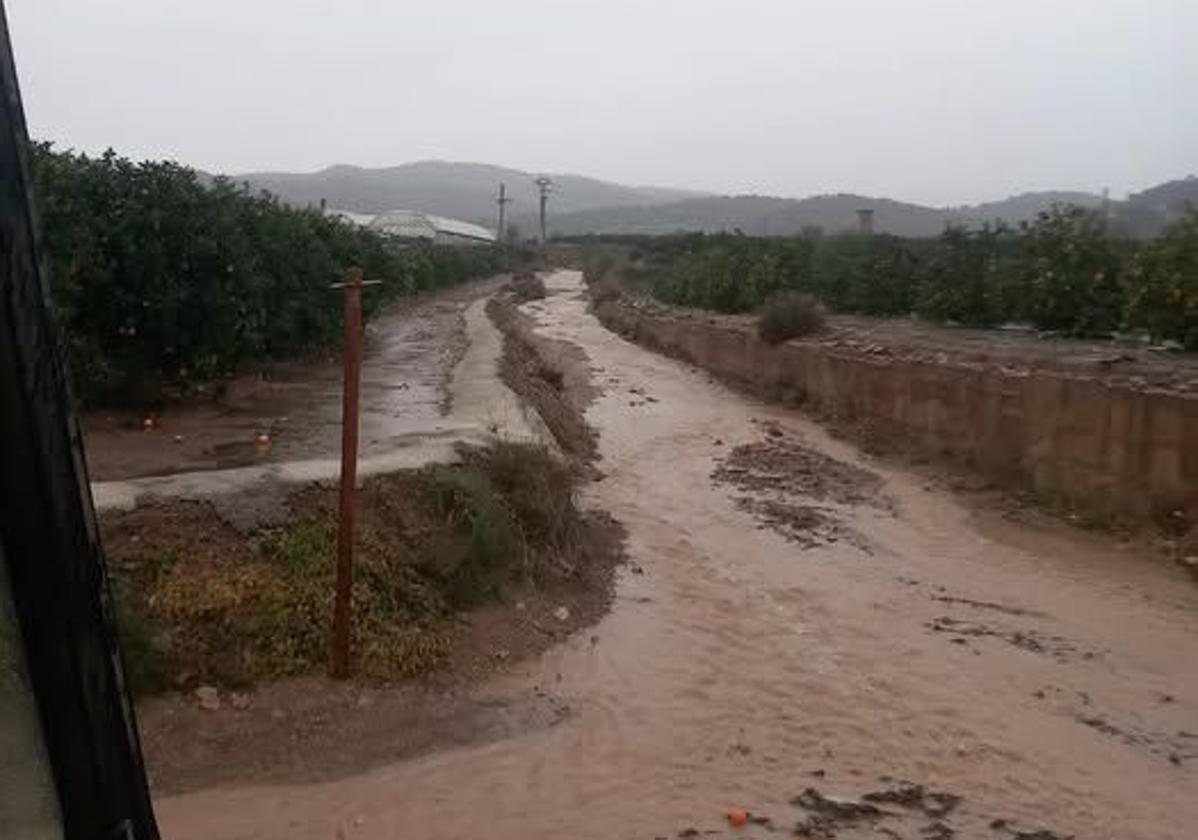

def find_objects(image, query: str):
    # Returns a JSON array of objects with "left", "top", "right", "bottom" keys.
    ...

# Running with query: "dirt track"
[
  {"left": 83, "top": 278, "right": 504, "bottom": 482},
  {"left": 155, "top": 270, "right": 1197, "bottom": 840}
]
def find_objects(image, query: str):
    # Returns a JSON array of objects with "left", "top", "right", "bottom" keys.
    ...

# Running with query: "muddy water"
[
  {"left": 157, "top": 271, "right": 1198, "bottom": 839},
  {"left": 84, "top": 280, "right": 500, "bottom": 482},
  {"left": 92, "top": 284, "right": 549, "bottom": 515}
]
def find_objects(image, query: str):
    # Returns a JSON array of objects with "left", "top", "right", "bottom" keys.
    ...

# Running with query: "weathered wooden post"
[{"left": 330, "top": 267, "right": 377, "bottom": 678}]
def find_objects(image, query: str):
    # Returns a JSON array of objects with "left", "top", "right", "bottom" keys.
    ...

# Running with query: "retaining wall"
[{"left": 595, "top": 298, "right": 1198, "bottom": 522}]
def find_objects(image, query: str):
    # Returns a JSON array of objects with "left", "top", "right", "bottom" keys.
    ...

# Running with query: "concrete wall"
[{"left": 595, "top": 299, "right": 1198, "bottom": 522}]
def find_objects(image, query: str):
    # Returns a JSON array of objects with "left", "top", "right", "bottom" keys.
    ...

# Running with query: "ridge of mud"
[{"left": 488, "top": 290, "right": 601, "bottom": 466}]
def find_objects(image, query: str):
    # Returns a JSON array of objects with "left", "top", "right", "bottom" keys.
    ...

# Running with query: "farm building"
[{"left": 329, "top": 208, "right": 496, "bottom": 245}]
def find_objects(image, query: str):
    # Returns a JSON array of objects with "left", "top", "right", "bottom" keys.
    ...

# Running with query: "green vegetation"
[
  {"left": 104, "top": 443, "right": 594, "bottom": 695},
  {"left": 1123, "top": 211, "right": 1198, "bottom": 350},
  {"left": 578, "top": 204, "right": 1198, "bottom": 347},
  {"left": 33, "top": 143, "right": 507, "bottom": 404}
]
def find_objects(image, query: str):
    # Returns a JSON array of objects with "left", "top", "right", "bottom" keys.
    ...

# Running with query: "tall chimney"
[{"left": 856, "top": 208, "right": 874, "bottom": 235}]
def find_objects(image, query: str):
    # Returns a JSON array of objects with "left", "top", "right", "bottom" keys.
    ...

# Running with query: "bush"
[
  {"left": 758, "top": 292, "right": 825, "bottom": 344},
  {"left": 1123, "top": 209, "right": 1198, "bottom": 349},
  {"left": 1015, "top": 204, "right": 1125, "bottom": 334},
  {"left": 915, "top": 225, "right": 1017, "bottom": 326},
  {"left": 568, "top": 208, "right": 1198, "bottom": 355},
  {"left": 510, "top": 271, "right": 547, "bottom": 302}
]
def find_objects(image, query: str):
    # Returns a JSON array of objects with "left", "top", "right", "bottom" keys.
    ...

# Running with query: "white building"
[{"left": 330, "top": 208, "right": 496, "bottom": 246}]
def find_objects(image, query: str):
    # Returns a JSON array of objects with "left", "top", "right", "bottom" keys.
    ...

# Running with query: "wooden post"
[{"left": 331, "top": 267, "right": 365, "bottom": 678}]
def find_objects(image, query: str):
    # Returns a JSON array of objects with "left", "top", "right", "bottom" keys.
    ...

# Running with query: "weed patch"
[{"left": 103, "top": 443, "right": 607, "bottom": 694}]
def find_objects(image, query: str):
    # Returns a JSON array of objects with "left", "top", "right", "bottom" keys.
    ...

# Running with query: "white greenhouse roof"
[{"left": 355, "top": 209, "right": 496, "bottom": 242}]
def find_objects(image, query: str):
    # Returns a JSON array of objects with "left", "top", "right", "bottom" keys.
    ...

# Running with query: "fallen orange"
[{"left": 727, "top": 808, "right": 749, "bottom": 828}]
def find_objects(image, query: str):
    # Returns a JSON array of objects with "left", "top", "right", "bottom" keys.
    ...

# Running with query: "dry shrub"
[
  {"left": 757, "top": 292, "right": 825, "bottom": 345},
  {"left": 510, "top": 271, "right": 546, "bottom": 302}
]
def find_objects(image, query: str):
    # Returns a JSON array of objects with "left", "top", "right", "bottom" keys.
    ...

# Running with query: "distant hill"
[
  {"left": 1128, "top": 175, "right": 1198, "bottom": 214},
  {"left": 233, "top": 161, "right": 706, "bottom": 231},
  {"left": 233, "top": 161, "right": 1197, "bottom": 239},
  {"left": 547, "top": 190, "right": 1120, "bottom": 238}
]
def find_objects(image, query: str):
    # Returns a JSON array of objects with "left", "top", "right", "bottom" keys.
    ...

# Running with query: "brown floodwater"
[
  {"left": 156, "top": 271, "right": 1198, "bottom": 840},
  {"left": 83, "top": 279, "right": 502, "bottom": 482}
]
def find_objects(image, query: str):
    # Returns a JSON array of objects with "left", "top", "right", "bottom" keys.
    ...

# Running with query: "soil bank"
[{"left": 593, "top": 292, "right": 1198, "bottom": 526}]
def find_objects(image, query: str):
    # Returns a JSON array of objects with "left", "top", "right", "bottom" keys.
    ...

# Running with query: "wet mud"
[{"left": 155, "top": 271, "right": 1198, "bottom": 840}]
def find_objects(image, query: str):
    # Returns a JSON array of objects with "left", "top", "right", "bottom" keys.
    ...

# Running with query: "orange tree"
[
  {"left": 32, "top": 143, "right": 504, "bottom": 404},
  {"left": 1123, "top": 209, "right": 1198, "bottom": 349}
]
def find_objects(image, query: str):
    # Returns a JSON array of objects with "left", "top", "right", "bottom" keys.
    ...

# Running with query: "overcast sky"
[{"left": 8, "top": 0, "right": 1197, "bottom": 205}]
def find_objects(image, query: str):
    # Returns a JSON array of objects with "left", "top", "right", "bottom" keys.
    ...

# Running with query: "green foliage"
[
  {"left": 1015, "top": 204, "right": 1126, "bottom": 335},
  {"left": 587, "top": 203, "right": 1197, "bottom": 349},
  {"left": 1123, "top": 209, "right": 1198, "bottom": 349},
  {"left": 808, "top": 233, "right": 925, "bottom": 316},
  {"left": 418, "top": 443, "right": 580, "bottom": 603},
  {"left": 32, "top": 143, "right": 505, "bottom": 404},
  {"left": 914, "top": 225, "right": 1017, "bottom": 326},
  {"left": 651, "top": 234, "right": 812, "bottom": 313}
]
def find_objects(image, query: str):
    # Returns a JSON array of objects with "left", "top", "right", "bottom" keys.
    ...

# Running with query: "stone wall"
[{"left": 595, "top": 298, "right": 1198, "bottom": 523}]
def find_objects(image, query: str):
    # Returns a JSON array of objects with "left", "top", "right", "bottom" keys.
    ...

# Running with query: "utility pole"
[
  {"left": 535, "top": 176, "right": 552, "bottom": 243},
  {"left": 496, "top": 182, "right": 512, "bottom": 242}
]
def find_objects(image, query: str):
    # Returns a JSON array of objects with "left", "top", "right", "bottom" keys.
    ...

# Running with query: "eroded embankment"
[{"left": 593, "top": 295, "right": 1198, "bottom": 526}]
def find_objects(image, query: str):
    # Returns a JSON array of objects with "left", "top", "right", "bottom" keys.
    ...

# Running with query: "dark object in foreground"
[
  {"left": 758, "top": 291, "right": 825, "bottom": 345},
  {"left": 0, "top": 6, "right": 158, "bottom": 837}
]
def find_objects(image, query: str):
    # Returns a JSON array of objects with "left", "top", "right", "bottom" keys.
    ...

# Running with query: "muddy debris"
[
  {"left": 714, "top": 437, "right": 883, "bottom": 550},
  {"left": 924, "top": 616, "right": 1098, "bottom": 662},
  {"left": 930, "top": 595, "right": 1040, "bottom": 617},
  {"left": 863, "top": 784, "right": 960, "bottom": 819},
  {"left": 194, "top": 685, "right": 220, "bottom": 711},
  {"left": 713, "top": 438, "right": 884, "bottom": 508},
  {"left": 747, "top": 814, "right": 775, "bottom": 830},
  {"left": 922, "top": 820, "right": 954, "bottom": 839},
  {"left": 792, "top": 787, "right": 883, "bottom": 820},
  {"left": 1071, "top": 709, "right": 1196, "bottom": 763},
  {"left": 732, "top": 497, "right": 846, "bottom": 549}
]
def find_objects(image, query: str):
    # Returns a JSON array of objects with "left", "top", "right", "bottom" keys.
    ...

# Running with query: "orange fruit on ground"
[{"left": 727, "top": 808, "right": 749, "bottom": 827}]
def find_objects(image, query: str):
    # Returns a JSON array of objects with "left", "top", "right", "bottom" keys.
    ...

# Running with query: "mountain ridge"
[{"left": 231, "top": 161, "right": 1198, "bottom": 238}]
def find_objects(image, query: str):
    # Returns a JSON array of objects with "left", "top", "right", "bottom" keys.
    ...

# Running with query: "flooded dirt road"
[
  {"left": 90, "top": 278, "right": 550, "bottom": 516},
  {"left": 157, "top": 271, "right": 1197, "bottom": 839},
  {"left": 84, "top": 278, "right": 503, "bottom": 482}
]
